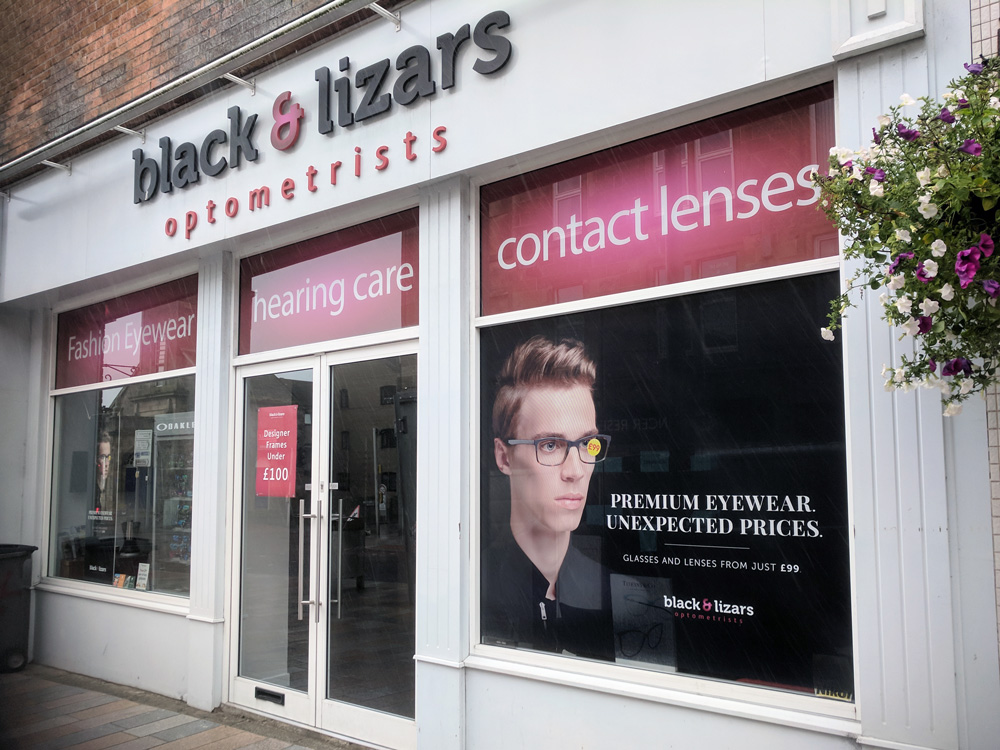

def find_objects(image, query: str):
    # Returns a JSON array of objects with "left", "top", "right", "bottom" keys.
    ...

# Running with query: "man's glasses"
[{"left": 505, "top": 434, "right": 611, "bottom": 466}]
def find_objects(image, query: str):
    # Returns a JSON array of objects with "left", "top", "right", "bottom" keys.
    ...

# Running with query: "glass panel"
[
  {"left": 479, "top": 273, "right": 853, "bottom": 701},
  {"left": 480, "top": 85, "right": 836, "bottom": 316},
  {"left": 49, "top": 376, "right": 195, "bottom": 595},
  {"left": 239, "top": 369, "right": 313, "bottom": 691},
  {"left": 55, "top": 276, "right": 197, "bottom": 389},
  {"left": 327, "top": 355, "right": 417, "bottom": 718}
]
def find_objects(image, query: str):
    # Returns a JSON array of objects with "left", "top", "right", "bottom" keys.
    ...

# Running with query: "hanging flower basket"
[{"left": 814, "top": 59, "right": 1000, "bottom": 415}]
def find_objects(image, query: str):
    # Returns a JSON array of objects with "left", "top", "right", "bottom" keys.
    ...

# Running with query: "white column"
[
  {"left": 415, "top": 176, "right": 471, "bottom": 749},
  {"left": 837, "top": 5, "right": 1000, "bottom": 747},
  {"left": 186, "top": 251, "right": 235, "bottom": 710}
]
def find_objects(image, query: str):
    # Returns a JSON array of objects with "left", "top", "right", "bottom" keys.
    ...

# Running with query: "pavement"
[{"left": 0, "top": 664, "right": 368, "bottom": 750}]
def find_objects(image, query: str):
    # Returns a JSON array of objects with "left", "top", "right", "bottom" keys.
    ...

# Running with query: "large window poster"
[{"left": 479, "top": 274, "right": 853, "bottom": 701}]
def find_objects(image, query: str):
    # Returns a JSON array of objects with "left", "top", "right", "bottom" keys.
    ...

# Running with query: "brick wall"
[{"left": 0, "top": 0, "right": 344, "bottom": 168}]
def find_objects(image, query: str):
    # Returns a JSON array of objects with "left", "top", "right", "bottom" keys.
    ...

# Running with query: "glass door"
[
  {"left": 231, "top": 352, "right": 416, "bottom": 748},
  {"left": 318, "top": 354, "right": 417, "bottom": 745},
  {"left": 232, "top": 362, "right": 317, "bottom": 724}
]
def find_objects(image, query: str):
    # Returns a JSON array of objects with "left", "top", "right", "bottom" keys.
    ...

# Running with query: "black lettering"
[
  {"left": 472, "top": 10, "right": 512, "bottom": 75},
  {"left": 133, "top": 148, "right": 159, "bottom": 204},
  {"left": 199, "top": 129, "right": 228, "bottom": 177},
  {"left": 393, "top": 45, "right": 436, "bottom": 106},
  {"left": 336, "top": 56, "right": 353, "bottom": 128},
  {"left": 172, "top": 141, "right": 199, "bottom": 188},
  {"left": 437, "top": 24, "right": 471, "bottom": 89},
  {"left": 354, "top": 58, "right": 392, "bottom": 121},
  {"left": 158, "top": 136, "right": 173, "bottom": 196},
  {"left": 228, "top": 105, "right": 259, "bottom": 166},
  {"left": 315, "top": 67, "right": 334, "bottom": 134}
]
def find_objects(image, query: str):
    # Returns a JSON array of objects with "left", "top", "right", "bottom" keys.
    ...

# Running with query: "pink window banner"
[
  {"left": 480, "top": 85, "right": 836, "bottom": 316},
  {"left": 239, "top": 210, "right": 419, "bottom": 355},
  {"left": 55, "top": 275, "right": 199, "bottom": 389}
]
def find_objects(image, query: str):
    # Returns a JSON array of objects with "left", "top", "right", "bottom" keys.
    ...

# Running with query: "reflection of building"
[{"left": 1, "top": 3, "right": 999, "bottom": 750}]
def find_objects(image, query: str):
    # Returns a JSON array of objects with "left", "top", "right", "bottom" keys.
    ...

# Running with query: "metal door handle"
[{"left": 298, "top": 498, "right": 319, "bottom": 621}]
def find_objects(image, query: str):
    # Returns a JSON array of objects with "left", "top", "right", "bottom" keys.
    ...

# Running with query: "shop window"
[
  {"left": 48, "top": 276, "right": 198, "bottom": 596},
  {"left": 477, "top": 85, "right": 853, "bottom": 703},
  {"left": 49, "top": 376, "right": 195, "bottom": 595}
]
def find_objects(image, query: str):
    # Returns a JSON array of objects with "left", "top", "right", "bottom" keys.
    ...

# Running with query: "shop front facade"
[{"left": 1, "top": 1, "right": 998, "bottom": 748}]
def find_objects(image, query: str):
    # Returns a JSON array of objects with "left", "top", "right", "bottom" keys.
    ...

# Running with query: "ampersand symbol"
[
  {"left": 702, "top": 598, "right": 713, "bottom": 611},
  {"left": 271, "top": 91, "right": 304, "bottom": 151}
]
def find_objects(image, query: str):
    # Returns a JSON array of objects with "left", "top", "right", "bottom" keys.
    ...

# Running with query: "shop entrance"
[{"left": 230, "top": 349, "right": 417, "bottom": 749}]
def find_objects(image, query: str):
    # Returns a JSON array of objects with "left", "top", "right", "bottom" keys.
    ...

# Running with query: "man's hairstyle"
[
  {"left": 98, "top": 431, "right": 112, "bottom": 446},
  {"left": 492, "top": 335, "right": 596, "bottom": 439}
]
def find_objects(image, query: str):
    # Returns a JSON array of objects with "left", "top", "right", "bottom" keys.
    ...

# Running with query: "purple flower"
[
  {"left": 888, "top": 251, "right": 915, "bottom": 274},
  {"left": 896, "top": 124, "right": 920, "bottom": 141},
  {"left": 865, "top": 167, "right": 886, "bottom": 181},
  {"left": 959, "top": 139, "right": 982, "bottom": 155},
  {"left": 983, "top": 279, "right": 1000, "bottom": 298},
  {"left": 872, "top": 127, "right": 882, "bottom": 145},
  {"left": 957, "top": 98, "right": 970, "bottom": 110},
  {"left": 956, "top": 246, "right": 982, "bottom": 288},
  {"left": 928, "top": 358, "right": 937, "bottom": 374},
  {"left": 937, "top": 107, "right": 956, "bottom": 123},
  {"left": 915, "top": 262, "right": 934, "bottom": 283},
  {"left": 980, "top": 233, "right": 994, "bottom": 257},
  {"left": 942, "top": 357, "right": 972, "bottom": 377},
  {"left": 917, "top": 316, "right": 933, "bottom": 334},
  {"left": 965, "top": 62, "right": 984, "bottom": 74}
]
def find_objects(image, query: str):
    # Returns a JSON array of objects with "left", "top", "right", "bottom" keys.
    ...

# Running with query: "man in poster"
[{"left": 482, "top": 335, "right": 614, "bottom": 659}]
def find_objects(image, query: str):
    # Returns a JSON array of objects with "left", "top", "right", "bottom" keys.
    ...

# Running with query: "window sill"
[
  {"left": 34, "top": 577, "right": 190, "bottom": 618},
  {"left": 464, "top": 647, "right": 859, "bottom": 737}
]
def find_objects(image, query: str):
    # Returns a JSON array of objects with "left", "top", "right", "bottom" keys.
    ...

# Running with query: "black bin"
[{"left": 0, "top": 544, "right": 37, "bottom": 672}]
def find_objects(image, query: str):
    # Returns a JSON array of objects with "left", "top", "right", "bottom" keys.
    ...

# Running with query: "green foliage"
[{"left": 814, "top": 59, "right": 1000, "bottom": 415}]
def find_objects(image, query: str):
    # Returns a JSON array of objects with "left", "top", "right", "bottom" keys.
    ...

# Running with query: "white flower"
[
  {"left": 900, "top": 318, "right": 920, "bottom": 336},
  {"left": 916, "top": 168, "right": 932, "bottom": 187},
  {"left": 887, "top": 273, "right": 906, "bottom": 290},
  {"left": 895, "top": 228, "right": 912, "bottom": 243},
  {"left": 879, "top": 292, "right": 890, "bottom": 305},
  {"left": 851, "top": 164, "right": 864, "bottom": 180},
  {"left": 960, "top": 378, "right": 975, "bottom": 395},
  {"left": 940, "top": 283, "right": 955, "bottom": 301},
  {"left": 881, "top": 364, "right": 891, "bottom": 377},
  {"left": 917, "top": 197, "right": 939, "bottom": 219},
  {"left": 877, "top": 114, "right": 892, "bottom": 127},
  {"left": 919, "top": 297, "right": 940, "bottom": 316},
  {"left": 900, "top": 93, "right": 917, "bottom": 106},
  {"left": 921, "top": 260, "right": 938, "bottom": 279},
  {"left": 936, "top": 164, "right": 950, "bottom": 178},
  {"left": 894, "top": 368, "right": 907, "bottom": 383},
  {"left": 830, "top": 146, "right": 854, "bottom": 164},
  {"left": 943, "top": 402, "right": 963, "bottom": 417},
  {"left": 991, "top": 97, "right": 1000, "bottom": 110},
  {"left": 820, "top": 327, "right": 835, "bottom": 341},
  {"left": 869, "top": 181, "right": 885, "bottom": 197},
  {"left": 895, "top": 296, "right": 913, "bottom": 315},
  {"left": 931, "top": 239, "right": 947, "bottom": 257},
  {"left": 922, "top": 375, "right": 940, "bottom": 390}
]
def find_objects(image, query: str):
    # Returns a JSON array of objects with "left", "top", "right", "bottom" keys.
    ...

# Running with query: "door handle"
[{"left": 298, "top": 498, "right": 319, "bottom": 621}]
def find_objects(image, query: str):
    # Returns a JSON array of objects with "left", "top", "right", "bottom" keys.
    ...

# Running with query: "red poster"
[
  {"left": 256, "top": 405, "right": 298, "bottom": 497},
  {"left": 480, "top": 86, "right": 836, "bottom": 316},
  {"left": 55, "top": 276, "right": 198, "bottom": 389}
]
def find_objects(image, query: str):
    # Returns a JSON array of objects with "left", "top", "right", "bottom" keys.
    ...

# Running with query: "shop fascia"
[{"left": 131, "top": 9, "right": 513, "bottom": 237}]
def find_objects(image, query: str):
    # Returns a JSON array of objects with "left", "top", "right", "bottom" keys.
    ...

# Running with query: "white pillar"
[
  {"left": 186, "top": 251, "right": 234, "bottom": 710},
  {"left": 415, "top": 176, "right": 471, "bottom": 749}
]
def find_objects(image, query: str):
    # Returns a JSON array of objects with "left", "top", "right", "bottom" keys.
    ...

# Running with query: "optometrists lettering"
[{"left": 131, "top": 11, "right": 513, "bottom": 238}]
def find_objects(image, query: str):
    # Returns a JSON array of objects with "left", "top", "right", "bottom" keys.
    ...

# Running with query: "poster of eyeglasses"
[{"left": 479, "top": 273, "right": 853, "bottom": 702}]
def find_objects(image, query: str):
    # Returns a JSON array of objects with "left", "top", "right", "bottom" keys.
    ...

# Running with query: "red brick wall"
[{"left": 0, "top": 0, "right": 336, "bottom": 168}]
